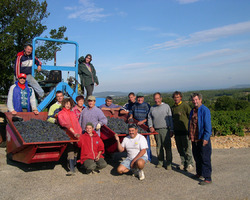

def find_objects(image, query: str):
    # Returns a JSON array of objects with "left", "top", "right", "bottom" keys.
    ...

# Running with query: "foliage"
[{"left": 215, "top": 96, "right": 235, "bottom": 111}]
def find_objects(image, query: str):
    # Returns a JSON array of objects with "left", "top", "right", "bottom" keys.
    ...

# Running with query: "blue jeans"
[{"left": 26, "top": 74, "right": 44, "bottom": 98}]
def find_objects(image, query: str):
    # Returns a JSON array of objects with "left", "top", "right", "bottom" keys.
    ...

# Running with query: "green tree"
[{"left": 215, "top": 96, "right": 235, "bottom": 111}]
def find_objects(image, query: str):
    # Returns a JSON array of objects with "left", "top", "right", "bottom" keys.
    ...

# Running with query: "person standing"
[
  {"left": 148, "top": 92, "right": 174, "bottom": 170},
  {"left": 189, "top": 93, "right": 212, "bottom": 185},
  {"left": 78, "top": 54, "right": 99, "bottom": 100},
  {"left": 14, "top": 44, "right": 44, "bottom": 98},
  {"left": 172, "top": 91, "right": 194, "bottom": 171},
  {"left": 7, "top": 73, "right": 39, "bottom": 115}
]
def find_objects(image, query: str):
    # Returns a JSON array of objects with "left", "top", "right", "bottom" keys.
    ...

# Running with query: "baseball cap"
[
  {"left": 18, "top": 73, "right": 27, "bottom": 79},
  {"left": 136, "top": 92, "right": 144, "bottom": 97},
  {"left": 87, "top": 96, "right": 96, "bottom": 101}
]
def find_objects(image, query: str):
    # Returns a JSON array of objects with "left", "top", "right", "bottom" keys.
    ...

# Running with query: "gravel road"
[{"left": 0, "top": 146, "right": 249, "bottom": 200}]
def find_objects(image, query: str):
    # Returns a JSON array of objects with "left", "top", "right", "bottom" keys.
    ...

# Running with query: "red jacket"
[
  {"left": 78, "top": 131, "right": 105, "bottom": 164},
  {"left": 58, "top": 107, "right": 82, "bottom": 134}
]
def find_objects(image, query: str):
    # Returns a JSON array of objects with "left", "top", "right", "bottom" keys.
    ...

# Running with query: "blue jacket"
[
  {"left": 188, "top": 104, "right": 212, "bottom": 141},
  {"left": 13, "top": 81, "right": 31, "bottom": 112}
]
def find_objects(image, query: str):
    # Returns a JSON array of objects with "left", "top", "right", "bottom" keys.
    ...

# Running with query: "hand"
[
  {"left": 203, "top": 140, "right": 208, "bottom": 146},
  {"left": 74, "top": 134, "right": 80, "bottom": 138},
  {"left": 95, "top": 83, "right": 98, "bottom": 86},
  {"left": 95, "top": 155, "right": 100, "bottom": 161},
  {"left": 96, "top": 123, "right": 101, "bottom": 130},
  {"left": 149, "top": 127, "right": 155, "bottom": 133},
  {"left": 137, "top": 121, "right": 144, "bottom": 126},
  {"left": 37, "top": 65, "right": 42, "bottom": 72},
  {"left": 11, "top": 110, "right": 17, "bottom": 115},
  {"left": 33, "top": 110, "right": 39, "bottom": 115},
  {"left": 115, "top": 134, "right": 119, "bottom": 142},
  {"left": 69, "top": 128, "right": 75, "bottom": 133},
  {"left": 110, "top": 109, "right": 115, "bottom": 115},
  {"left": 130, "top": 160, "right": 135, "bottom": 168},
  {"left": 170, "top": 131, "right": 174, "bottom": 137}
]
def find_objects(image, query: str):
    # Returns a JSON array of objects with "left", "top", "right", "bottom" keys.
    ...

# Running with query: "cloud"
[
  {"left": 176, "top": 0, "right": 200, "bottom": 4},
  {"left": 136, "top": 26, "right": 158, "bottom": 32},
  {"left": 113, "top": 62, "right": 158, "bottom": 70},
  {"left": 190, "top": 49, "right": 241, "bottom": 60},
  {"left": 65, "top": 0, "right": 110, "bottom": 22},
  {"left": 149, "top": 21, "right": 250, "bottom": 50}
]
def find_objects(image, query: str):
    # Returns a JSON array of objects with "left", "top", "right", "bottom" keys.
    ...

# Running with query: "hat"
[
  {"left": 87, "top": 96, "right": 96, "bottom": 101},
  {"left": 136, "top": 92, "right": 144, "bottom": 97},
  {"left": 18, "top": 73, "right": 27, "bottom": 79},
  {"left": 86, "top": 122, "right": 94, "bottom": 128}
]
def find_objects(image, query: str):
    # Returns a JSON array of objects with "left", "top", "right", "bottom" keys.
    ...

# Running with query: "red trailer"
[{"left": 5, "top": 112, "right": 78, "bottom": 164}]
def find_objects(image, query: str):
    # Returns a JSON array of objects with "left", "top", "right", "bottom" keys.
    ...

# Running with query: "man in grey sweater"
[{"left": 148, "top": 92, "right": 174, "bottom": 169}]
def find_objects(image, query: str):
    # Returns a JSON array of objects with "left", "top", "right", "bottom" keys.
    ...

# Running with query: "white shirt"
[{"left": 121, "top": 133, "right": 148, "bottom": 160}]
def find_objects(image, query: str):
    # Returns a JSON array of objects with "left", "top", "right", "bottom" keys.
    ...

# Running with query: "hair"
[
  {"left": 62, "top": 97, "right": 74, "bottom": 108},
  {"left": 128, "top": 92, "right": 135, "bottom": 97},
  {"left": 76, "top": 95, "right": 84, "bottom": 102},
  {"left": 128, "top": 123, "right": 138, "bottom": 129},
  {"left": 106, "top": 96, "right": 113, "bottom": 101},
  {"left": 56, "top": 90, "right": 63, "bottom": 95},
  {"left": 191, "top": 92, "right": 202, "bottom": 100},
  {"left": 24, "top": 44, "right": 33, "bottom": 49},
  {"left": 153, "top": 92, "right": 162, "bottom": 98},
  {"left": 84, "top": 54, "right": 92, "bottom": 63},
  {"left": 86, "top": 122, "right": 94, "bottom": 128},
  {"left": 172, "top": 91, "right": 183, "bottom": 99}
]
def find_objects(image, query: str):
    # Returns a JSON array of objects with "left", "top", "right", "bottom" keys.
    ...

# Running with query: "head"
[
  {"left": 105, "top": 96, "right": 113, "bottom": 107},
  {"left": 62, "top": 98, "right": 74, "bottom": 110},
  {"left": 128, "top": 124, "right": 138, "bottom": 139},
  {"left": 172, "top": 91, "right": 183, "bottom": 105},
  {"left": 18, "top": 73, "right": 27, "bottom": 85},
  {"left": 87, "top": 96, "right": 96, "bottom": 108},
  {"left": 84, "top": 54, "right": 92, "bottom": 64},
  {"left": 136, "top": 92, "right": 144, "bottom": 104},
  {"left": 76, "top": 95, "right": 84, "bottom": 107},
  {"left": 24, "top": 44, "right": 33, "bottom": 56},
  {"left": 153, "top": 92, "right": 162, "bottom": 106},
  {"left": 86, "top": 122, "right": 94, "bottom": 134},
  {"left": 128, "top": 92, "right": 136, "bottom": 103},
  {"left": 191, "top": 93, "right": 202, "bottom": 108},
  {"left": 56, "top": 91, "right": 64, "bottom": 104}
]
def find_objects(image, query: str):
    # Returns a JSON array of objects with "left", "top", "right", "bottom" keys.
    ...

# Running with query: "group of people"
[{"left": 6, "top": 45, "right": 212, "bottom": 185}]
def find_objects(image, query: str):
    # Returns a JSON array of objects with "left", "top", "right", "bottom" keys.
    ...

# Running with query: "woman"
[
  {"left": 78, "top": 54, "right": 99, "bottom": 100},
  {"left": 58, "top": 98, "right": 82, "bottom": 176},
  {"left": 72, "top": 95, "right": 85, "bottom": 120}
]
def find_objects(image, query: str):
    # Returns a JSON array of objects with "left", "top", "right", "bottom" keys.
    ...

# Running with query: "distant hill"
[
  {"left": 230, "top": 84, "right": 250, "bottom": 89},
  {"left": 93, "top": 91, "right": 128, "bottom": 98}
]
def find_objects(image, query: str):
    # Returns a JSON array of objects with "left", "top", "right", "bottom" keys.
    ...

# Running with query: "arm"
[
  {"left": 91, "top": 64, "right": 99, "bottom": 85},
  {"left": 115, "top": 134, "right": 125, "bottom": 152},
  {"left": 166, "top": 105, "right": 174, "bottom": 132},
  {"left": 148, "top": 108, "right": 155, "bottom": 132},
  {"left": 47, "top": 104, "right": 57, "bottom": 123},
  {"left": 97, "top": 109, "right": 108, "bottom": 126},
  {"left": 58, "top": 112, "right": 72, "bottom": 129},
  {"left": 7, "top": 85, "right": 16, "bottom": 114},
  {"left": 29, "top": 88, "right": 39, "bottom": 114},
  {"left": 35, "top": 57, "right": 42, "bottom": 72},
  {"left": 15, "top": 55, "right": 22, "bottom": 78},
  {"left": 203, "top": 107, "right": 212, "bottom": 144}
]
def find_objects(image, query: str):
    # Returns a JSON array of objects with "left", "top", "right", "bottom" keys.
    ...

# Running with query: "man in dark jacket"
[{"left": 78, "top": 54, "right": 99, "bottom": 100}]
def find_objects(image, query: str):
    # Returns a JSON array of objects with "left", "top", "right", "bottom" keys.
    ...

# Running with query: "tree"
[
  {"left": 215, "top": 96, "right": 235, "bottom": 111},
  {"left": 0, "top": 0, "right": 67, "bottom": 95}
]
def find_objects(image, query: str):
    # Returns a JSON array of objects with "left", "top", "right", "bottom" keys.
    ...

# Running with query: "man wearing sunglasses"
[{"left": 7, "top": 73, "right": 39, "bottom": 115}]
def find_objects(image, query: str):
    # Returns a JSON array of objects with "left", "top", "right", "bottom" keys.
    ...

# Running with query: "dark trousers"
[
  {"left": 192, "top": 139, "right": 212, "bottom": 181},
  {"left": 83, "top": 158, "right": 107, "bottom": 173},
  {"left": 82, "top": 84, "right": 94, "bottom": 100}
]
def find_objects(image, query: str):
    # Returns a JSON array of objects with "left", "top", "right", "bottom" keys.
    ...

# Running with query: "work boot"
[
  {"left": 67, "top": 159, "right": 76, "bottom": 176},
  {"left": 178, "top": 164, "right": 185, "bottom": 170},
  {"left": 186, "top": 164, "right": 194, "bottom": 172}
]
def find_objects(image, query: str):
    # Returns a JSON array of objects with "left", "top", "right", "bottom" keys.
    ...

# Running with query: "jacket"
[
  {"left": 188, "top": 104, "right": 212, "bottom": 141},
  {"left": 78, "top": 56, "right": 99, "bottom": 86},
  {"left": 77, "top": 131, "right": 105, "bottom": 164}
]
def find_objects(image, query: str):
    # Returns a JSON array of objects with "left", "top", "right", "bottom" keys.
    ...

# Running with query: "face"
[
  {"left": 129, "top": 94, "right": 136, "bottom": 103},
  {"left": 77, "top": 99, "right": 84, "bottom": 107},
  {"left": 24, "top": 46, "right": 32, "bottom": 56},
  {"left": 106, "top": 99, "right": 113, "bottom": 107},
  {"left": 173, "top": 94, "right": 182, "bottom": 105},
  {"left": 154, "top": 94, "right": 162, "bottom": 106},
  {"left": 192, "top": 96, "right": 202, "bottom": 108},
  {"left": 18, "top": 77, "right": 26, "bottom": 84},
  {"left": 88, "top": 100, "right": 95, "bottom": 108},
  {"left": 128, "top": 128, "right": 138, "bottom": 139},
  {"left": 56, "top": 93, "right": 64, "bottom": 103},
  {"left": 137, "top": 97, "right": 144, "bottom": 104},
  {"left": 86, "top": 125, "right": 93, "bottom": 134},
  {"left": 85, "top": 56, "right": 91, "bottom": 64},
  {"left": 64, "top": 101, "right": 71, "bottom": 110}
]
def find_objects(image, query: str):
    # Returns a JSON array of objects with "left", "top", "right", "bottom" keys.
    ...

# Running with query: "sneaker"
[
  {"left": 191, "top": 174, "right": 202, "bottom": 180},
  {"left": 66, "top": 171, "right": 75, "bottom": 176},
  {"left": 178, "top": 164, "right": 185, "bottom": 170},
  {"left": 199, "top": 180, "right": 212, "bottom": 186},
  {"left": 186, "top": 164, "right": 194, "bottom": 172},
  {"left": 138, "top": 170, "right": 145, "bottom": 181}
]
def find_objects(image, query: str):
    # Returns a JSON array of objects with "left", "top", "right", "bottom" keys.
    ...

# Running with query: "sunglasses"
[{"left": 19, "top": 77, "right": 26, "bottom": 80}]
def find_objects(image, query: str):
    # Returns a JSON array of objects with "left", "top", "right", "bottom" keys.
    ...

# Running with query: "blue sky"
[{"left": 41, "top": 0, "right": 250, "bottom": 93}]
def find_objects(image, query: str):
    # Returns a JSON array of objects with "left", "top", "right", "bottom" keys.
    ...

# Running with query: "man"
[
  {"left": 99, "top": 96, "right": 122, "bottom": 115},
  {"left": 120, "top": 92, "right": 136, "bottom": 115},
  {"left": 115, "top": 124, "right": 148, "bottom": 181},
  {"left": 189, "top": 93, "right": 212, "bottom": 185},
  {"left": 47, "top": 91, "right": 64, "bottom": 123},
  {"left": 148, "top": 92, "right": 173, "bottom": 169},
  {"left": 79, "top": 96, "right": 107, "bottom": 137},
  {"left": 7, "top": 73, "right": 39, "bottom": 115},
  {"left": 15, "top": 44, "right": 44, "bottom": 98},
  {"left": 172, "top": 91, "right": 194, "bottom": 172}
]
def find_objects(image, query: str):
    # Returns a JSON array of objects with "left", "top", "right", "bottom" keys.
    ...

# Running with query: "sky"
[{"left": 40, "top": 0, "right": 250, "bottom": 93}]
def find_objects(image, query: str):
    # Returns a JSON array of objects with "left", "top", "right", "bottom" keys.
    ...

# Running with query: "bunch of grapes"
[{"left": 14, "top": 119, "right": 70, "bottom": 143}]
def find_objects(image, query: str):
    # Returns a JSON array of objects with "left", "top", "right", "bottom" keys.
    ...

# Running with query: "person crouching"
[{"left": 78, "top": 122, "right": 107, "bottom": 174}]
